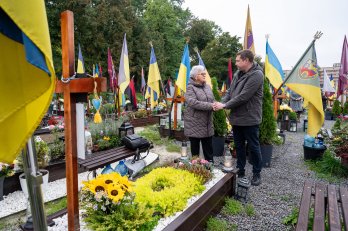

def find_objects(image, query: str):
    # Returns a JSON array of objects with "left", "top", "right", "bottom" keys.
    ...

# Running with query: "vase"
[
  {"left": 19, "top": 169, "right": 49, "bottom": 198},
  {"left": 101, "top": 164, "right": 114, "bottom": 174},
  {"left": 115, "top": 160, "right": 128, "bottom": 176},
  {"left": 0, "top": 176, "right": 4, "bottom": 201}
]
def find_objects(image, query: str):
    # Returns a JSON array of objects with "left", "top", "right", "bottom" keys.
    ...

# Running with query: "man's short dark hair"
[{"left": 236, "top": 49, "right": 254, "bottom": 63}]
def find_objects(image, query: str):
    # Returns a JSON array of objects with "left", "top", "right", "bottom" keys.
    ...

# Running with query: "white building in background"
[{"left": 284, "top": 63, "right": 341, "bottom": 89}]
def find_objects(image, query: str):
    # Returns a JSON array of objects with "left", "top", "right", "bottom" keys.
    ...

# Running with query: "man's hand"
[{"left": 213, "top": 102, "right": 225, "bottom": 111}]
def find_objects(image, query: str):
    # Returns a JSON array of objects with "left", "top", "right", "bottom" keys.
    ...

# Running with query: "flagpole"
[{"left": 273, "top": 31, "right": 323, "bottom": 98}]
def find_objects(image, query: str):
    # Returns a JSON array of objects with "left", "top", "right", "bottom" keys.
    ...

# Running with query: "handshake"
[{"left": 212, "top": 102, "right": 225, "bottom": 111}]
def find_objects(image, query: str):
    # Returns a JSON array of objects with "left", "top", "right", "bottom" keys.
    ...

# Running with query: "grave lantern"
[
  {"left": 160, "top": 116, "right": 167, "bottom": 127},
  {"left": 290, "top": 120, "right": 297, "bottom": 132},
  {"left": 180, "top": 140, "right": 188, "bottom": 159},
  {"left": 235, "top": 177, "right": 251, "bottom": 202},
  {"left": 118, "top": 122, "right": 134, "bottom": 138}
]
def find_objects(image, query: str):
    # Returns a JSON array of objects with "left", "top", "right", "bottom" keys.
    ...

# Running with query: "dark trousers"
[
  {"left": 189, "top": 136, "right": 213, "bottom": 162},
  {"left": 233, "top": 125, "right": 262, "bottom": 174}
]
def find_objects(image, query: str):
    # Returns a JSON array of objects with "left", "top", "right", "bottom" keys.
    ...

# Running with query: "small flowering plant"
[
  {"left": 0, "top": 162, "right": 14, "bottom": 178},
  {"left": 175, "top": 158, "right": 213, "bottom": 184},
  {"left": 81, "top": 172, "right": 158, "bottom": 230}
]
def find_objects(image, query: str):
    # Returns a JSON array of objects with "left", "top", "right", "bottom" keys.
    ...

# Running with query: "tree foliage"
[
  {"left": 259, "top": 78, "right": 277, "bottom": 145},
  {"left": 211, "top": 77, "right": 227, "bottom": 137}
]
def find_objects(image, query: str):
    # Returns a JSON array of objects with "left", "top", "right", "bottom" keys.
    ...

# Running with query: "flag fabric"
[
  {"left": 243, "top": 5, "right": 255, "bottom": 53},
  {"left": 145, "top": 46, "right": 161, "bottom": 108},
  {"left": 176, "top": 43, "right": 191, "bottom": 93},
  {"left": 284, "top": 41, "right": 324, "bottom": 137},
  {"left": 107, "top": 48, "right": 116, "bottom": 91},
  {"left": 92, "top": 64, "right": 95, "bottom": 77},
  {"left": 165, "top": 78, "right": 173, "bottom": 96},
  {"left": 196, "top": 51, "right": 212, "bottom": 88},
  {"left": 323, "top": 69, "right": 336, "bottom": 97},
  {"left": 221, "top": 82, "right": 226, "bottom": 92},
  {"left": 118, "top": 34, "right": 130, "bottom": 94},
  {"left": 0, "top": 2, "right": 55, "bottom": 163},
  {"left": 227, "top": 58, "right": 233, "bottom": 87},
  {"left": 99, "top": 63, "right": 103, "bottom": 77},
  {"left": 337, "top": 36, "right": 348, "bottom": 98},
  {"left": 129, "top": 77, "right": 138, "bottom": 108},
  {"left": 140, "top": 67, "right": 146, "bottom": 94},
  {"left": 265, "top": 40, "right": 284, "bottom": 89},
  {"left": 94, "top": 64, "right": 99, "bottom": 77},
  {"left": 76, "top": 44, "right": 86, "bottom": 77}
]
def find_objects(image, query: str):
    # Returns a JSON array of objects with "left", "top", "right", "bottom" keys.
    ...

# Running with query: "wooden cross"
[{"left": 55, "top": 11, "right": 106, "bottom": 230}]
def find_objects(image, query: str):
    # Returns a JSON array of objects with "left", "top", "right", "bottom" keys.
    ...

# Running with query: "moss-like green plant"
[
  {"left": 332, "top": 100, "right": 342, "bottom": 116},
  {"left": 245, "top": 203, "right": 255, "bottom": 216},
  {"left": 221, "top": 197, "right": 244, "bottom": 216},
  {"left": 259, "top": 78, "right": 277, "bottom": 145},
  {"left": 133, "top": 167, "right": 205, "bottom": 217},
  {"left": 206, "top": 217, "right": 237, "bottom": 231},
  {"left": 211, "top": 77, "right": 227, "bottom": 136}
]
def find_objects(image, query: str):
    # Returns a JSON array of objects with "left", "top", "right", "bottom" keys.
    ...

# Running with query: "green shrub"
[
  {"left": 332, "top": 100, "right": 342, "bottom": 116},
  {"left": 259, "top": 78, "right": 277, "bottom": 145},
  {"left": 289, "top": 111, "right": 297, "bottom": 120},
  {"left": 343, "top": 101, "right": 348, "bottom": 115},
  {"left": 245, "top": 203, "right": 255, "bottom": 216},
  {"left": 211, "top": 77, "right": 227, "bottom": 136}
]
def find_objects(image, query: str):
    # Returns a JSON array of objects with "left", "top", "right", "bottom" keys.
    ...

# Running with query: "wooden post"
[{"left": 57, "top": 11, "right": 107, "bottom": 230}]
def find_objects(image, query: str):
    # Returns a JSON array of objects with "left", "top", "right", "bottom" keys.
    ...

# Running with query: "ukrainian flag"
[
  {"left": 76, "top": 44, "right": 86, "bottom": 77},
  {"left": 145, "top": 46, "right": 161, "bottom": 108},
  {"left": 265, "top": 40, "right": 284, "bottom": 90},
  {"left": 197, "top": 51, "right": 212, "bottom": 88},
  {"left": 0, "top": 1, "right": 55, "bottom": 163},
  {"left": 118, "top": 34, "right": 130, "bottom": 94},
  {"left": 176, "top": 43, "right": 191, "bottom": 93}
]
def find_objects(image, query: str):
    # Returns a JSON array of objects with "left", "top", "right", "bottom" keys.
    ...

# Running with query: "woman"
[{"left": 184, "top": 65, "right": 215, "bottom": 162}]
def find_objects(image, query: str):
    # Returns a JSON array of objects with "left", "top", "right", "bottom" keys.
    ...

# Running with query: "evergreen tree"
[
  {"left": 332, "top": 100, "right": 342, "bottom": 116},
  {"left": 343, "top": 101, "right": 348, "bottom": 115},
  {"left": 259, "top": 78, "right": 277, "bottom": 145},
  {"left": 211, "top": 77, "right": 227, "bottom": 136}
]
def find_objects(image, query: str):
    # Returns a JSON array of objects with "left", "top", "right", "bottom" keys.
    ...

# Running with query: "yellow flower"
[
  {"left": 103, "top": 136, "right": 110, "bottom": 141},
  {"left": 83, "top": 178, "right": 108, "bottom": 194},
  {"left": 107, "top": 184, "right": 125, "bottom": 203}
]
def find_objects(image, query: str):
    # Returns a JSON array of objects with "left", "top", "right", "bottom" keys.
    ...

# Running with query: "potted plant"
[
  {"left": 259, "top": 78, "right": 277, "bottom": 167},
  {"left": 0, "top": 162, "right": 14, "bottom": 200},
  {"left": 332, "top": 100, "right": 342, "bottom": 120},
  {"left": 211, "top": 77, "right": 228, "bottom": 156}
]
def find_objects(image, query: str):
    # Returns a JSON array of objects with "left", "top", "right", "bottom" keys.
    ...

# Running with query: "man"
[{"left": 214, "top": 49, "right": 264, "bottom": 186}]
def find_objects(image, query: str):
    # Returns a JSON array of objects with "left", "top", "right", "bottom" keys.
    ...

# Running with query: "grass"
[
  {"left": 245, "top": 203, "right": 255, "bottom": 216},
  {"left": 45, "top": 197, "right": 67, "bottom": 215},
  {"left": 221, "top": 198, "right": 244, "bottom": 216},
  {"left": 139, "top": 125, "right": 181, "bottom": 153},
  {"left": 206, "top": 217, "right": 237, "bottom": 231},
  {"left": 305, "top": 150, "right": 348, "bottom": 182}
]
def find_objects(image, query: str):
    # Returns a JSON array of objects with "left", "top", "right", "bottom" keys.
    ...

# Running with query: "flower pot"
[
  {"left": 303, "top": 145, "right": 327, "bottom": 160},
  {"left": 19, "top": 169, "right": 49, "bottom": 197},
  {"left": 0, "top": 176, "right": 4, "bottom": 201}
]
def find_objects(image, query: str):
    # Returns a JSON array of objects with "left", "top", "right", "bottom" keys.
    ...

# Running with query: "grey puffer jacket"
[
  {"left": 222, "top": 63, "right": 264, "bottom": 126},
  {"left": 184, "top": 80, "right": 214, "bottom": 138}
]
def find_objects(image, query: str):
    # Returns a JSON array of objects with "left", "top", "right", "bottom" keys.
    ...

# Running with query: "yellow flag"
[{"left": 0, "top": 1, "right": 55, "bottom": 163}]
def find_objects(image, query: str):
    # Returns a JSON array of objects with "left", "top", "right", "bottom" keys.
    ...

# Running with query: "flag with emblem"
[
  {"left": 243, "top": 5, "right": 255, "bottom": 53},
  {"left": 283, "top": 40, "right": 323, "bottom": 136}
]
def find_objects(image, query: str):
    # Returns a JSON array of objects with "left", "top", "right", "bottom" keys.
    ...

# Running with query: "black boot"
[{"left": 251, "top": 173, "right": 261, "bottom": 186}]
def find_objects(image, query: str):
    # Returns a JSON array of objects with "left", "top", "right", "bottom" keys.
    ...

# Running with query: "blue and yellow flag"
[
  {"left": 243, "top": 5, "right": 255, "bottom": 54},
  {"left": 0, "top": 1, "right": 55, "bottom": 163},
  {"left": 76, "top": 44, "right": 86, "bottom": 77},
  {"left": 118, "top": 34, "right": 130, "bottom": 94},
  {"left": 176, "top": 43, "right": 191, "bottom": 93},
  {"left": 265, "top": 40, "right": 284, "bottom": 89},
  {"left": 196, "top": 51, "right": 212, "bottom": 88},
  {"left": 145, "top": 46, "right": 161, "bottom": 108},
  {"left": 284, "top": 41, "right": 324, "bottom": 136}
]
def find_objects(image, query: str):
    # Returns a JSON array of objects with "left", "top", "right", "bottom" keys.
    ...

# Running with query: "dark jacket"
[
  {"left": 184, "top": 80, "right": 214, "bottom": 138},
  {"left": 222, "top": 63, "right": 264, "bottom": 126}
]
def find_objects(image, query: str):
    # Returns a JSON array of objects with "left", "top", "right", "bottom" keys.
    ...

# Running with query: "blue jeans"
[{"left": 233, "top": 125, "right": 262, "bottom": 174}]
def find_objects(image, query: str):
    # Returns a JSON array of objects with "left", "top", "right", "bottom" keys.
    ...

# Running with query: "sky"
[{"left": 182, "top": 0, "right": 348, "bottom": 70}]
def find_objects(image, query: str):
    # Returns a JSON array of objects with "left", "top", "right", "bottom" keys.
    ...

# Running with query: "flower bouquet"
[{"left": 0, "top": 162, "right": 14, "bottom": 178}]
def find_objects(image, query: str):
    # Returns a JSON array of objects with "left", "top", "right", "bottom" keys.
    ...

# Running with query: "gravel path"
[{"left": 215, "top": 119, "right": 348, "bottom": 231}]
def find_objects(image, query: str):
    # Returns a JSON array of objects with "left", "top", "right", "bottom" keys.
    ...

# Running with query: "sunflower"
[
  {"left": 84, "top": 178, "right": 108, "bottom": 194},
  {"left": 107, "top": 184, "right": 125, "bottom": 203}
]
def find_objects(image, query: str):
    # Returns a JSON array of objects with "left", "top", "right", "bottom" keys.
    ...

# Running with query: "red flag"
[
  {"left": 337, "top": 36, "right": 348, "bottom": 98},
  {"left": 129, "top": 77, "right": 137, "bottom": 108},
  {"left": 107, "top": 48, "right": 116, "bottom": 91},
  {"left": 227, "top": 58, "right": 233, "bottom": 87}
]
